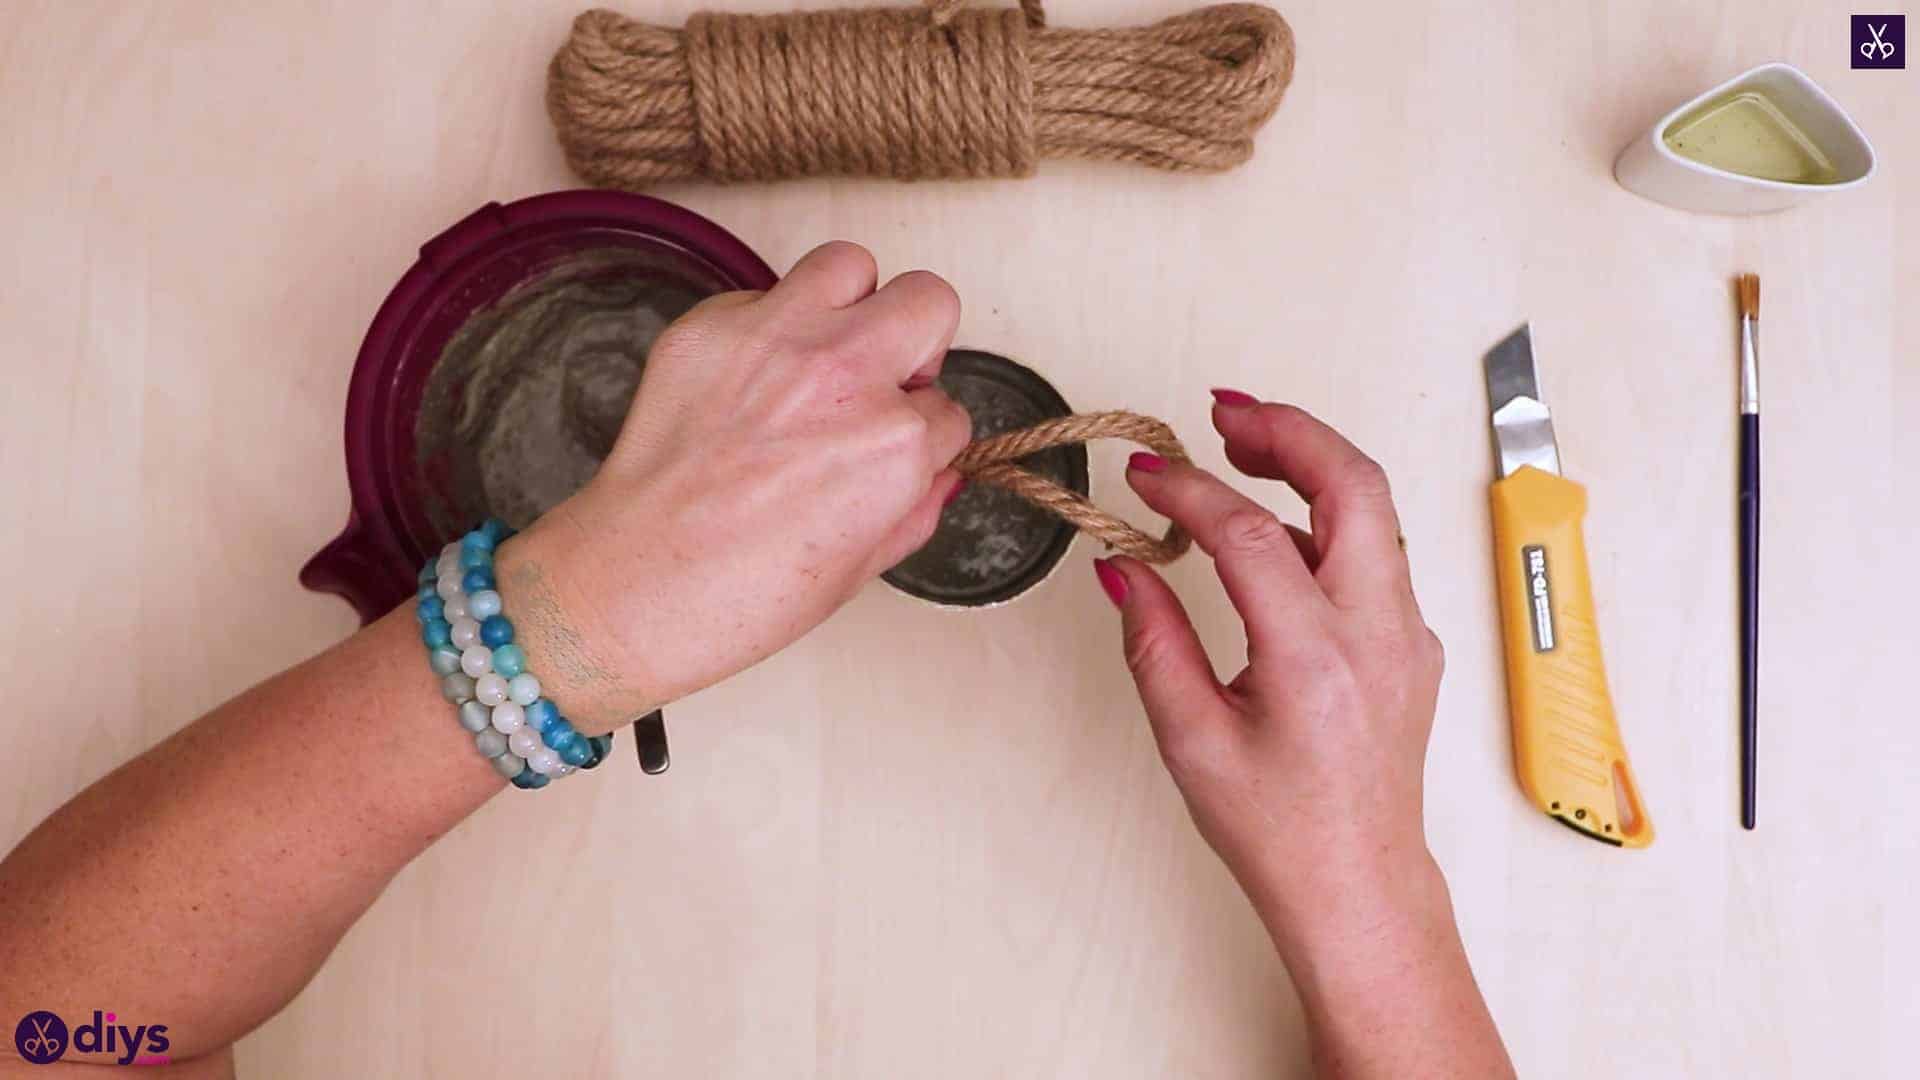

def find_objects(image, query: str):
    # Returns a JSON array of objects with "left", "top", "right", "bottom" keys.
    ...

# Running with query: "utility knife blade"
[{"left": 1484, "top": 325, "right": 1562, "bottom": 479}]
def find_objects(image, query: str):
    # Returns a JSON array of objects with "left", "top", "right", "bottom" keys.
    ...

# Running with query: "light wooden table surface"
[{"left": 3, "top": 1, "right": 1915, "bottom": 1076}]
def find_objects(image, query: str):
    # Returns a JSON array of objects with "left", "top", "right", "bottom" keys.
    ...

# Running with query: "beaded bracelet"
[{"left": 414, "top": 519, "right": 614, "bottom": 790}]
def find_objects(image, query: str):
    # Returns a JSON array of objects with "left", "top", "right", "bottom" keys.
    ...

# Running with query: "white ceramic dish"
[{"left": 1613, "top": 62, "right": 1876, "bottom": 215}]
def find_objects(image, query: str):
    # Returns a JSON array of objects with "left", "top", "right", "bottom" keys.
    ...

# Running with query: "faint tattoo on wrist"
[{"left": 498, "top": 536, "right": 637, "bottom": 729}]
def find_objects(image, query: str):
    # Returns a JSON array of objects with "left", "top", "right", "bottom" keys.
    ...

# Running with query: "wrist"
[
  {"left": 1238, "top": 834, "right": 1450, "bottom": 977},
  {"left": 1239, "top": 839, "right": 1510, "bottom": 1077},
  {"left": 489, "top": 505, "right": 657, "bottom": 736}
]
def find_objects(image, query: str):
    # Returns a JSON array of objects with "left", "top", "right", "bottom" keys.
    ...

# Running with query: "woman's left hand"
[{"left": 497, "top": 242, "right": 972, "bottom": 734}]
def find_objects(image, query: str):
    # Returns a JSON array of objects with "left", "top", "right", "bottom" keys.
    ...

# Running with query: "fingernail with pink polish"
[
  {"left": 1093, "top": 558, "right": 1129, "bottom": 607},
  {"left": 1210, "top": 388, "right": 1259, "bottom": 408},
  {"left": 1128, "top": 451, "right": 1168, "bottom": 474},
  {"left": 943, "top": 480, "right": 967, "bottom": 508}
]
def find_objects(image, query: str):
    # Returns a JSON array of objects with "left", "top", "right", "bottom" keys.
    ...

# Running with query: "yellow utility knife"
[{"left": 1484, "top": 326, "right": 1653, "bottom": 848}]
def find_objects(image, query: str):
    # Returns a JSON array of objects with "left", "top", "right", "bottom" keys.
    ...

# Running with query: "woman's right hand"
[
  {"left": 1095, "top": 396, "right": 1444, "bottom": 913},
  {"left": 1094, "top": 396, "right": 1512, "bottom": 1078},
  {"left": 498, "top": 241, "right": 973, "bottom": 734}
]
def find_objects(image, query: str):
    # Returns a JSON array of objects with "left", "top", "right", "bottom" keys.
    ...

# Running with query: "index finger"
[
  {"left": 1210, "top": 397, "right": 1411, "bottom": 606},
  {"left": 1125, "top": 455, "right": 1327, "bottom": 660},
  {"left": 767, "top": 241, "right": 879, "bottom": 310},
  {"left": 846, "top": 270, "right": 961, "bottom": 385}
]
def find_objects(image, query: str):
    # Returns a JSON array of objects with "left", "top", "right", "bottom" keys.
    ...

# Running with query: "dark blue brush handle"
[{"left": 1739, "top": 413, "right": 1759, "bottom": 830}]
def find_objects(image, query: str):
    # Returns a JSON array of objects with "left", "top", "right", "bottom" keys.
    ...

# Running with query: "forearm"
[
  {"left": 0, "top": 247, "right": 972, "bottom": 1070},
  {"left": 0, "top": 606, "right": 503, "bottom": 1063},
  {"left": 1246, "top": 848, "right": 1513, "bottom": 1080}
]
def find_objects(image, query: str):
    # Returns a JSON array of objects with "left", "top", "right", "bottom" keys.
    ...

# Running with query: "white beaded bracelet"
[{"left": 415, "top": 520, "right": 611, "bottom": 789}]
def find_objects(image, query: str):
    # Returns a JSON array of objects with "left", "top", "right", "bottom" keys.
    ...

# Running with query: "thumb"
[
  {"left": 1095, "top": 557, "right": 1229, "bottom": 749},
  {"left": 868, "top": 470, "right": 966, "bottom": 575}
]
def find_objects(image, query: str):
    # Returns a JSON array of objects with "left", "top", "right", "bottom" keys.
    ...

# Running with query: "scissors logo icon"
[
  {"left": 1853, "top": 14, "right": 1904, "bottom": 67},
  {"left": 1862, "top": 22, "right": 1894, "bottom": 59},
  {"left": 13, "top": 1010, "right": 69, "bottom": 1064}
]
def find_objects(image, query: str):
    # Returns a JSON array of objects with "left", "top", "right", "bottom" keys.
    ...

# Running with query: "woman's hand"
[
  {"left": 501, "top": 242, "right": 972, "bottom": 733},
  {"left": 1095, "top": 393, "right": 1512, "bottom": 1078},
  {"left": 1098, "top": 394, "right": 1441, "bottom": 909}
]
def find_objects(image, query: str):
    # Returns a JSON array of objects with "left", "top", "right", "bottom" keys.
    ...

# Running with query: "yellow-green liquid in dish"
[{"left": 1663, "top": 90, "right": 1839, "bottom": 184}]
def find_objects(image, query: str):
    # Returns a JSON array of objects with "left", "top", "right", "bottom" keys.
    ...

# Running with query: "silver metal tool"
[{"left": 1484, "top": 324, "right": 1561, "bottom": 480}]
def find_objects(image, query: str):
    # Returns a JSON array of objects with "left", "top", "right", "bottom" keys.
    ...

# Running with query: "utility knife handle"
[{"left": 1489, "top": 467, "right": 1653, "bottom": 848}]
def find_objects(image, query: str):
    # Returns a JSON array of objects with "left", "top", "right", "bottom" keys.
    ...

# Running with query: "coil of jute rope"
[
  {"left": 954, "top": 410, "right": 1191, "bottom": 564},
  {"left": 547, "top": 0, "right": 1295, "bottom": 186}
]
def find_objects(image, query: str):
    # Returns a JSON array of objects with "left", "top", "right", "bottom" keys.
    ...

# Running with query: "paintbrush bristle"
[{"left": 1737, "top": 273, "right": 1760, "bottom": 319}]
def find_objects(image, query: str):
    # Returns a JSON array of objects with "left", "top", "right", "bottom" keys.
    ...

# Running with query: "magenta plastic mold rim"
[{"left": 300, "top": 190, "right": 778, "bottom": 624}]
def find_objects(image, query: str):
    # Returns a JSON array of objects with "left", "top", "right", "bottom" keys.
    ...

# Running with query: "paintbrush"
[{"left": 1737, "top": 273, "right": 1760, "bottom": 830}]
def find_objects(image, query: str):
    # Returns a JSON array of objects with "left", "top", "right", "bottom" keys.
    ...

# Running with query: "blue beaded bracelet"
[{"left": 415, "top": 519, "right": 613, "bottom": 789}]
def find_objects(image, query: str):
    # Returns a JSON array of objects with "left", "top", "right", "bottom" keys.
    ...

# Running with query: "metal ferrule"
[{"left": 1740, "top": 315, "right": 1760, "bottom": 415}]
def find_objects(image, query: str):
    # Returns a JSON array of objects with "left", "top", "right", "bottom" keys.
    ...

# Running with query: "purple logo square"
[{"left": 1853, "top": 15, "right": 1904, "bottom": 68}]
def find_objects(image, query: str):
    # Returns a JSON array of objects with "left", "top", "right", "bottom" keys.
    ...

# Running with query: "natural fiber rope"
[
  {"left": 547, "top": 0, "right": 1294, "bottom": 186},
  {"left": 955, "top": 411, "right": 1191, "bottom": 563}
]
